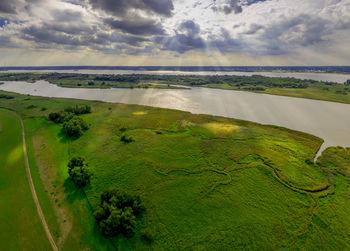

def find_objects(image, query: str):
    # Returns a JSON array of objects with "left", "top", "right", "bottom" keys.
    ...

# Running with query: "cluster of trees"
[
  {"left": 94, "top": 189, "right": 145, "bottom": 238},
  {"left": 68, "top": 157, "right": 91, "bottom": 187},
  {"left": 48, "top": 105, "right": 91, "bottom": 138},
  {"left": 63, "top": 117, "right": 89, "bottom": 137}
]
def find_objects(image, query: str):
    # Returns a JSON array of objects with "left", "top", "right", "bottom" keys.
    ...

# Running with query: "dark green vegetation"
[
  {"left": 49, "top": 105, "right": 90, "bottom": 138},
  {"left": 68, "top": 157, "right": 91, "bottom": 187},
  {"left": 0, "top": 109, "right": 51, "bottom": 250},
  {"left": 2, "top": 72, "right": 350, "bottom": 103},
  {"left": 0, "top": 94, "right": 14, "bottom": 99},
  {"left": 0, "top": 72, "right": 185, "bottom": 89},
  {"left": 0, "top": 90, "right": 350, "bottom": 250},
  {"left": 94, "top": 189, "right": 145, "bottom": 238}
]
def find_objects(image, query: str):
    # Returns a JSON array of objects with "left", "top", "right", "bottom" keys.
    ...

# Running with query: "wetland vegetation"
[{"left": 0, "top": 90, "right": 349, "bottom": 250}]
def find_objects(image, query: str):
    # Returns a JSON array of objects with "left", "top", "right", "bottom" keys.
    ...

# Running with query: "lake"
[
  {"left": 1, "top": 80, "right": 350, "bottom": 157},
  {"left": 5, "top": 69, "right": 350, "bottom": 84}
]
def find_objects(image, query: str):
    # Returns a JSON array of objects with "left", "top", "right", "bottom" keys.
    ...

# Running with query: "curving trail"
[{"left": 9, "top": 109, "right": 58, "bottom": 251}]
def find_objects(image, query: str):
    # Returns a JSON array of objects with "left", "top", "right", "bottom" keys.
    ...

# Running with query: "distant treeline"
[{"left": 0, "top": 72, "right": 333, "bottom": 89}]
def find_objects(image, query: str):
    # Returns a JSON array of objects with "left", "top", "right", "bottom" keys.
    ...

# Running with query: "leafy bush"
[
  {"left": 63, "top": 116, "right": 89, "bottom": 138},
  {"left": 94, "top": 189, "right": 145, "bottom": 237},
  {"left": 68, "top": 157, "right": 91, "bottom": 187},
  {"left": 121, "top": 135, "right": 135, "bottom": 143}
]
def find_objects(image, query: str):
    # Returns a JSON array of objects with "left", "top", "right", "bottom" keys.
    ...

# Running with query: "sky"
[{"left": 0, "top": 0, "right": 349, "bottom": 66}]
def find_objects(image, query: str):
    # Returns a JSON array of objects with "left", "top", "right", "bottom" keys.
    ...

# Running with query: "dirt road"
[{"left": 12, "top": 110, "right": 58, "bottom": 251}]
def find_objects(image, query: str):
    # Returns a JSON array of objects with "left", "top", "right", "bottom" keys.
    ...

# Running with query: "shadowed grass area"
[{"left": 0, "top": 90, "right": 349, "bottom": 250}]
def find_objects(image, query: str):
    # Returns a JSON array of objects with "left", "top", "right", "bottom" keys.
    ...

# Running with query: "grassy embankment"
[{"left": 0, "top": 90, "right": 349, "bottom": 250}]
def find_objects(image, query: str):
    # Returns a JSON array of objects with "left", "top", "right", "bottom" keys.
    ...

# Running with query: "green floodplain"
[
  {"left": 1, "top": 72, "right": 350, "bottom": 104},
  {"left": 0, "top": 90, "right": 350, "bottom": 250}
]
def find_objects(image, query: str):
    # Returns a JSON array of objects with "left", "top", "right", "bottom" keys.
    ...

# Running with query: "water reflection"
[{"left": 1, "top": 80, "right": 350, "bottom": 155}]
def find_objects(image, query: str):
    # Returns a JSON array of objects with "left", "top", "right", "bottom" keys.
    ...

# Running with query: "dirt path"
[{"left": 12, "top": 110, "right": 58, "bottom": 251}]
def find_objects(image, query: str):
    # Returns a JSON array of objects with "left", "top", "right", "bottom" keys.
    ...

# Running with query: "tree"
[
  {"left": 68, "top": 157, "right": 91, "bottom": 187},
  {"left": 48, "top": 111, "right": 74, "bottom": 123},
  {"left": 94, "top": 189, "right": 145, "bottom": 238},
  {"left": 63, "top": 116, "right": 89, "bottom": 138}
]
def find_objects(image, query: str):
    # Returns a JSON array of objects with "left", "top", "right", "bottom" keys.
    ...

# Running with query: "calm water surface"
[
  {"left": 1, "top": 80, "right": 350, "bottom": 156},
  {"left": 6, "top": 69, "right": 350, "bottom": 83}
]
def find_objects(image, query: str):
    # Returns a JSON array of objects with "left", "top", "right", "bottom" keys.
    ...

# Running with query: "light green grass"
[
  {"left": 0, "top": 109, "right": 51, "bottom": 250},
  {"left": 0, "top": 91, "right": 349, "bottom": 250}
]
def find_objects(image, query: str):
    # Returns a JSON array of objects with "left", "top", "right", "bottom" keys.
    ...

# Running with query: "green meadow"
[
  {"left": 0, "top": 109, "right": 50, "bottom": 250},
  {"left": 0, "top": 90, "right": 349, "bottom": 250}
]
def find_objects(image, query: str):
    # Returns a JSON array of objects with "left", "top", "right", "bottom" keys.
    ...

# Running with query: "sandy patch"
[
  {"left": 133, "top": 111, "right": 147, "bottom": 115},
  {"left": 202, "top": 122, "right": 240, "bottom": 137}
]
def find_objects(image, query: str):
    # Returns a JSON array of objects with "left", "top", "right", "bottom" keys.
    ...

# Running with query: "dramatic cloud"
[
  {"left": 0, "top": 1, "right": 17, "bottom": 13},
  {"left": 161, "top": 20, "right": 205, "bottom": 53},
  {"left": 87, "top": 0, "right": 174, "bottom": 17},
  {"left": 0, "top": 0, "right": 350, "bottom": 65},
  {"left": 105, "top": 18, "right": 166, "bottom": 36}
]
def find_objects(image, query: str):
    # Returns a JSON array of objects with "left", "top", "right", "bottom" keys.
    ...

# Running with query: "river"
[{"left": 1, "top": 80, "right": 350, "bottom": 157}]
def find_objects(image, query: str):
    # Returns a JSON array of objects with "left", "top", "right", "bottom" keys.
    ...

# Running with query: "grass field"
[
  {"left": 0, "top": 109, "right": 51, "bottom": 250},
  {"left": 0, "top": 90, "right": 349, "bottom": 250},
  {"left": 204, "top": 82, "right": 350, "bottom": 104}
]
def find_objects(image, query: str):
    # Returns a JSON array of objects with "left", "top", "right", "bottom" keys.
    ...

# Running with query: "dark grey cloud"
[
  {"left": 94, "top": 32, "right": 150, "bottom": 47},
  {"left": 212, "top": 0, "right": 242, "bottom": 15},
  {"left": 208, "top": 28, "right": 242, "bottom": 53},
  {"left": 257, "top": 14, "right": 329, "bottom": 55},
  {"left": 0, "top": 0, "right": 17, "bottom": 13},
  {"left": 160, "top": 20, "right": 205, "bottom": 53},
  {"left": 21, "top": 25, "right": 87, "bottom": 46},
  {"left": 87, "top": 0, "right": 174, "bottom": 17},
  {"left": 179, "top": 20, "right": 201, "bottom": 36},
  {"left": 105, "top": 17, "right": 165, "bottom": 36}
]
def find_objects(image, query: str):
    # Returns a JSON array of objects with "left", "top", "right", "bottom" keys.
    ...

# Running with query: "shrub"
[
  {"left": 94, "top": 189, "right": 145, "bottom": 238},
  {"left": 63, "top": 116, "right": 89, "bottom": 138},
  {"left": 68, "top": 157, "right": 91, "bottom": 187},
  {"left": 49, "top": 111, "right": 74, "bottom": 123},
  {"left": 141, "top": 228, "right": 154, "bottom": 243},
  {"left": 121, "top": 135, "right": 134, "bottom": 143}
]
